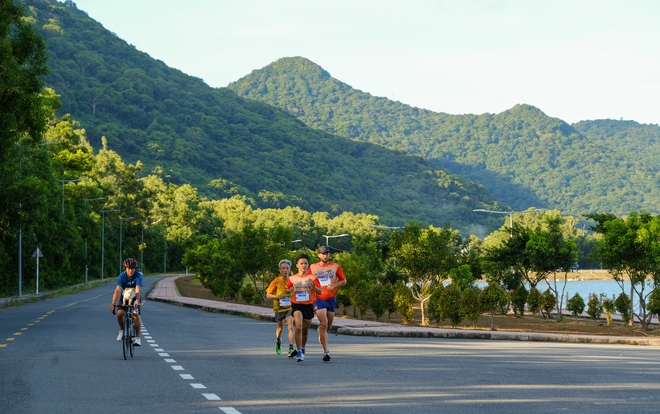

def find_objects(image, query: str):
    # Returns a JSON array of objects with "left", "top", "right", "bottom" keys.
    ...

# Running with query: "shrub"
[
  {"left": 541, "top": 289, "right": 557, "bottom": 318},
  {"left": 614, "top": 293, "right": 632, "bottom": 324},
  {"left": 511, "top": 285, "right": 528, "bottom": 317},
  {"left": 587, "top": 294, "right": 603, "bottom": 320},
  {"left": 527, "top": 287, "right": 542, "bottom": 316},
  {"left": 646, "top": 288, "right": 660, "bottom": 319},
  {"left": 478, "top": 282, "right": 509, "bottom": 331},
  {"left": 460, "top": 286, "right": 483, "bottom": 327},
  {"left": 239, "top": 284, "right": 262, "bottom": 305},
  {"left": 439, "top": 283, "right": 463, "bottom": 327},
  {"left": 393, "top": 282, "right": 415, "bottom": 324},
  {"left": 567, "top": 293, "right": 585, "bottom": 318},
  {"left": 427, "top": 284, "right": 445, "bottom": 324}
]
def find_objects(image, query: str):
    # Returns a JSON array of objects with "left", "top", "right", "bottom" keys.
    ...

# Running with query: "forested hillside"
[
  {"left": 228, "top": 57, "right": 660, "bottom": 217},
  {"left": 20, "top": 0, "right": 506, "bottom": 234}
]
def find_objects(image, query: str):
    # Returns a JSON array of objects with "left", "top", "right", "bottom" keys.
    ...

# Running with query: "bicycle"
[{"left": 113, "top": 304, "right": 140, "bottom": 359}]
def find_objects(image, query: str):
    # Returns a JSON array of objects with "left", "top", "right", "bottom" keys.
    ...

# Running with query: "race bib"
[
  {"left": 318, "top": 276, "right": 331, "bottom": 286},
  {"left": 295, "top": 291, "right": 310, "bottom": 302},
  {"left": 279, "top": 296, "right": 291, "bottom": 307}
]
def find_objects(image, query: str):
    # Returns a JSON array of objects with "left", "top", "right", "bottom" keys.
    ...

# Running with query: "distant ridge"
[{"left": 229, "top": 56, "right": 660, "bottom": 218}]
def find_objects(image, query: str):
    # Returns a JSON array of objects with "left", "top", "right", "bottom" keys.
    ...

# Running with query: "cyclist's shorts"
[{"left": 314, "top": 298, "right": 337, "bottom": 313}]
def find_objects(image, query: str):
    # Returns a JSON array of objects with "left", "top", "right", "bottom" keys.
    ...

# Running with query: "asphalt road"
[{"left": 2, "top": 276, "right": 660, "bottom": 414}]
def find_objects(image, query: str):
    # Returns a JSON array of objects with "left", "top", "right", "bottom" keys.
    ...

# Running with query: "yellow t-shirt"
[{"left": 266, "top": 276, "right": 292, "bottom": 312}]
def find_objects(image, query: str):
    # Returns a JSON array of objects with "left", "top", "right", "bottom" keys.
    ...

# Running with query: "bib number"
[
  {"left": 295, "top": 291, "right": 310, "bottom": 302},
  {"left": 279, "top": 297, "right": 291, "bottom": 307},
  {"left": 318, "top": 276, "right": 331, "bottom": 286}
]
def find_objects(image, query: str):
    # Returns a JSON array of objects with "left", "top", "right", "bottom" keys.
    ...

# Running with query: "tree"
[
  {"left": 587, "top": 212, "right": 660, "bottom": 329},
  {"left": 389, "top": 222, "right": 457, "bottom": 325},
  {"left": 511, "top": 285, "right": 528, "bottom": 317},
  {"left": 586, "top": 294, "right": 603, "bottom": 321},
  {"left": 0, "top": 0, "right": 49, "bottom": 164},
  {"left": 478, "top": 282, "right": 509, "bottom": 330},
  {"left": 566, "top": 293, "right": 585, "bottom": 318},
  {"left": 527, "top": 217, "right": 578, "bottom": 322}
]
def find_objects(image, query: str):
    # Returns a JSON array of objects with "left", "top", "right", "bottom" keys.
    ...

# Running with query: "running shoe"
[
  {"left": 301, "top": 347, "right": 306, "bottom": 356},
  {"left": 288, "top": 348, "right": 297, "bottom": 358},
  {"left": 323, "top": 351, "right": 331, "bottom": 362},
  {"left": 297, "top": 350, "right": 304, "bottom": 362},
  {"left": 275, "top": 339, "right": 282, "bottom": 354},
  {"left": 116, "top": 330, "right": 123, "bottom": 341},
  {"left": 133, "top": 337, "right": 141, "bottom": 346}
]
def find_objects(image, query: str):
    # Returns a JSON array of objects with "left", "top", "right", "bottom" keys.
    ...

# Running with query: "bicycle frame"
[{"left": 115, "top": 304, "right": 140, "bottom": 359}]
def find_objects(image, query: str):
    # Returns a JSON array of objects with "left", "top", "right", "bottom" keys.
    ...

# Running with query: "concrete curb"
[{"left": 147, "top": 275, "right": 660, "bottom": 347}]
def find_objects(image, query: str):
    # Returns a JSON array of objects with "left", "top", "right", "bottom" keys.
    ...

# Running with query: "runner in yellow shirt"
[{"left": 266, "top": 259, "right": 295, "bottom": 356}]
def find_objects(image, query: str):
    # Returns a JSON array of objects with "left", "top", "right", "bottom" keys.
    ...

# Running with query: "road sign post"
[{"left": 32, "top": 248, "right": 43, "bottom": 294}]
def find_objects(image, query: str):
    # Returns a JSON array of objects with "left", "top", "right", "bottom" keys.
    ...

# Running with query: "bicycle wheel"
[
  {"left": 122, "top": 315, "right": 130, "bottom": 360},
  {"left": 128, "top": 317, "right": 135, "bottom": 357}
]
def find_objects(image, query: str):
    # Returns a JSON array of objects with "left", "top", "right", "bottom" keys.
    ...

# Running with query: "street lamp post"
[
  {"left": 101, "top": 209, "right": 119, "bottom": 280},
  {"left": 59, "top": 179, "right": 83, "bottom": 215},
  {"left": 322, "top": 234, "right": 349, "bottom": 250},
  {"left": 473, "top": 208, "right": 548, "bottom": 237},
  {"left": 83, "top": 197, "right": 105, "bottom": 284},
  {"left": 119, "top": 216, "right": 135, "bottom": 273}
]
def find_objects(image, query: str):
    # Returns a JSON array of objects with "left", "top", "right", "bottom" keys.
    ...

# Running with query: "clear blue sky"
[{"left": 69, "top": 0, "right": 660, "bottom": 125}]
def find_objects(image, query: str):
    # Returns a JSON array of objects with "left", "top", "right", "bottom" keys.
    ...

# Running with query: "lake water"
[{"left": 476, "top": 278, "right": 652, "bottom": 312}]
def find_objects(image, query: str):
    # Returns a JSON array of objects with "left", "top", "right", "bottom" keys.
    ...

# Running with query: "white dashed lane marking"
[{"left": 141, "top": 324, "right": 241, "bottom": 413}]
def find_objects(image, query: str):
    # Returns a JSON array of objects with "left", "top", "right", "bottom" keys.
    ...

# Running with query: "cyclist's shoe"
[
  {"left": 275, "top": 339, "right": 282, "bottom": 354},
  {"left": 323, "top": 351, "right": 331, "bottom": 362},
  {"left": 133, "top": 337, "right": 141, "bottom": 346},
  {"left": 296, "top": 350, "right": 304, "bottom": 362},
  {"left": 116, "top": 330, "right": 123, "bottom": 341},
  {"left": 287, "top": 348, "right": 297, "bottom": 358}
]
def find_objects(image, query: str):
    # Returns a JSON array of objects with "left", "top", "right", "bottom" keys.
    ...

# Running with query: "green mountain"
[
  {"left": 21, "top": 0, "right": 506, "bottom": 235},
  {"left": 228, "top": 56, "right": 660, "bottom": 218}
]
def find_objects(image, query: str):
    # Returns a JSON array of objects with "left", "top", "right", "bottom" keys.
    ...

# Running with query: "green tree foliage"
[
  {"left": 511, "top": 285, "right": 528, "bottom": 317},
  {"left": 0, "top": 0, "right": 48, "bottom": 164},
  {"left": 527, "top": 287, "right": 542, "bottom": 316},
  {"left": 587, "top": 211, "right": 660, "bottom": 329},
  {"left": 526, "top": 216, "right": 578, "bottom": 321},
  {"left": 566, "top": 293, "right": 585, "bottom": 318},
  {"left": 646, "top": 289, "right": 660, "bottom": 319},
  {"left": 586, "top": 294, "right": 603, "bottom": 321},
  {"left": 389, "top": 222, "right": 457, "bottom": 325},
  {"left": 439, "top": 283, "right": 463, "bottom": 327},
  {"left": 614, "top": 293, "right": 632, "bottom": 325},
  {"left": 541, "top": 289, "right": 557, "bottom": 319},
  {"left": 393, "top": 282, "right": 415, "bottom": 324},
  {"left": 427, "top": 284, "right": 445, "bottom": 325},
  {"left": 478, "top": 282, "right": 509, "bottom": 330},
  {"left": 460, "top": 286, "right": 483, "bottom": 328},
  {"left": 182, "top": 238, "right": 241, "bottom": 299}
]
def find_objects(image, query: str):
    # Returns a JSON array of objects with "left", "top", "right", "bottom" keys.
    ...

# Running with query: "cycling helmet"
[{"left": 123, "top": 258, "right": 138, "bottom": 269}]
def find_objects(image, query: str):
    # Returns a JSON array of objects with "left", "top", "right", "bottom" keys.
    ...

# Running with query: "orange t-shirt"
[
  {"left": 309, "top": 261, "right": 345, "bottom": 300},
  {"left": 285, "top": 273, "right": 319, "bottom": 305}
]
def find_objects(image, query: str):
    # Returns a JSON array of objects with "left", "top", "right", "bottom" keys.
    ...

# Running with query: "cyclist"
[{"left": 110, "top": 258, "right": 142, "bottom": 346}]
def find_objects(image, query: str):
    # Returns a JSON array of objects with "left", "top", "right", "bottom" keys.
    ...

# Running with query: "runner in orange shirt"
[
  {"left": 285, "top": 253, "right": 322, "bottom": 362},
  {"left": 310, "top": 245, "right": 347, "bottom": 362}
]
